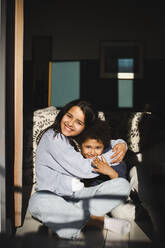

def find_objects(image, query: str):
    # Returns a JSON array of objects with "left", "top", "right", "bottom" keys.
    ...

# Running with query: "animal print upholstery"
[
  {"left": 127, "top": 111, "right": 151, "bottom": 153},
  {"left": 127, "top": 112, "right": 144, "bottom": 153}
]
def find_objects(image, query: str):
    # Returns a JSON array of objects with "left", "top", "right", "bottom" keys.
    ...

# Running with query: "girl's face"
[
  {"left": 60, "top": 106, "right": 85, "bottom": 137},
  {"left": 81, "top": 138, "right": 104, "bottom": 158}
]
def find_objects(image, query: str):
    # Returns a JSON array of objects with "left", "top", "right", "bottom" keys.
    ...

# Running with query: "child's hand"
[
  {"left": 92, "top": 156, "right": 118, "bottom": 178},
  {"left": 111, "top": 143, "right": 127, "bottom": 164}
]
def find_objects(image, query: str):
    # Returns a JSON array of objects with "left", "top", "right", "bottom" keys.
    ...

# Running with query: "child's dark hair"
[{"left": 77, "top": 119, "right": 112, "bottom": 150}]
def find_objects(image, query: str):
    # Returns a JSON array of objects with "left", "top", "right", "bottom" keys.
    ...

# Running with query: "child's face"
[
  {"left": 81, "top": 138, "right": 104, "bottom": 158},
  {"left": 61, "top": 106, "right": 85, "bottom": 137}
]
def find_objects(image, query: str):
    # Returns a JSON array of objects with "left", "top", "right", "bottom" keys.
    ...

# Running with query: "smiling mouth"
[
  {"left": 85, "top": 154, "right": 95, "bottom": 158},
  {"left": 64, "top": 124, "right": 74, "bottom": 132}
]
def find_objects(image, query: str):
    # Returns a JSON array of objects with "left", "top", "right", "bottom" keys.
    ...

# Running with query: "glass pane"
[
  {"left": 118, "top": 79, "right": 133, "bottom": 108},
  {"left": 51, "top": 61, "right": 80, "bottom": 107},
  {"left": 118, "top": 58, "right": 134, "bottom": 72}
]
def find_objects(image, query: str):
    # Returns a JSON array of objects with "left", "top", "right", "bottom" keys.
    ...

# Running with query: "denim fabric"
[{"left": 29, "top": 177, "right": 130, "bottom": 239}]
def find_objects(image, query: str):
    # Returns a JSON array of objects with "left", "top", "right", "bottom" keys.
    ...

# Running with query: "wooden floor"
[
  {"left": 9, "top": 207, "right": 152, "bottom": 248},
  {"left": 0, "top": 183, "right": 154, "bottom": 248}
]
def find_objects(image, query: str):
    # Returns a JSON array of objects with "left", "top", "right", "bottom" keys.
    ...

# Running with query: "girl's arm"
[
  {"left": 36, "top": 166, "right": 84, "bottom": 196},
  {"left": 36, "top": 166, "right": 74, "bottom": 196},
  {"left": 46, "top": 132, "right": 99, "bottom": 179},
  {"left": 110, "top": 139, "right": 127, "bottom": 164},
  {"left": 103, "top": 139, "right": 127, "bottom": 164}
]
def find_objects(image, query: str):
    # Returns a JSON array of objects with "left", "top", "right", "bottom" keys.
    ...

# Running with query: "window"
[
  {"left": 118, "top": 58, "right": 133, "bottom": 108},
  {"left": 100, "top": 41, "right": 143, "bottom": 108},
  {"left": 100, "top": 41, "right": 143, "bottom": 79},
  {"left": 48, "top": 61, "right": 80, "bottom": 107}
]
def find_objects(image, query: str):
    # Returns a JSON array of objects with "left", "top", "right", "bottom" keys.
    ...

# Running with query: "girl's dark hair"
[
  {"left": 52, "top": 98, "right": 98, "bottom": 134},
  {"left": 77, "top": 119, "right": 112, "bottom": 150}
]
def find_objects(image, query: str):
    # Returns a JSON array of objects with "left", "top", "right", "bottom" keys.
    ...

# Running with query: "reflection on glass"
[{"left": 118, "top": 58, "right": 134, "bottom": 72}]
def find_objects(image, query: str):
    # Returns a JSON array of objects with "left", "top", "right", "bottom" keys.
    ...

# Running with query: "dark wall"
[
  {"left": 23, "top": 0, "right": 165, "bottom": 112},
  {"left": 80, "top": 60, "right": 118, "bottom": 111},
  {"left": 24, "top": 1, "right": 165, "bottom": 60},
  {"left": 80, "top": 58, "right": 165, "bottom": 112}
]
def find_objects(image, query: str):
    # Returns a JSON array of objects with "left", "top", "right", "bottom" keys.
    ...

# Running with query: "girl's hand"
[
  {"left": 110, "top": 143, "right": 127, "bottom": 164},
  {"left": 92, "top": 156, "right": 118, "bottom": 179}
]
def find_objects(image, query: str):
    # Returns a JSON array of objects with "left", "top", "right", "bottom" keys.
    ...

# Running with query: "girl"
[{"left": 29, "top": 99, "right": 130, "bottom": 239}]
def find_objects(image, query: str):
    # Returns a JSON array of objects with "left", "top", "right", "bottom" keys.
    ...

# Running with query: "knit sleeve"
[{"left": 44, "top": 132, "right": 99, "bottom": 179}]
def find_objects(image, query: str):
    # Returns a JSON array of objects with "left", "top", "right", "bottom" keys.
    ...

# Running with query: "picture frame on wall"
[{"left": 100, "top": 41, "right": 143, "bottom": 79}]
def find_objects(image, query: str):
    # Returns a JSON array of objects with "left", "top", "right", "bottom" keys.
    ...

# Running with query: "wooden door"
[{"left": 14, "top": 0, "right": 24, "bottom": 227}]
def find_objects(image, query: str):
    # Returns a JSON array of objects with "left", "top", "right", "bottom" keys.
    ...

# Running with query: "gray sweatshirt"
[{"left": 35, "top": 128, "right": 126, "bottom": 197}]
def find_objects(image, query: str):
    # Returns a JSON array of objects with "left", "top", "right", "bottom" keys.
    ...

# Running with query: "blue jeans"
[{"left": 28, "top": 178, "right": 130, "bottom": 239}]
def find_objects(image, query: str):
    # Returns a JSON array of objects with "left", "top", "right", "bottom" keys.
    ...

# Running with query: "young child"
[
  {"left": 75, "top": 118, "right": 131, "bottom": 235},
  {"left": 76, "top": 118, "right": 128, "bottom": 184}
]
